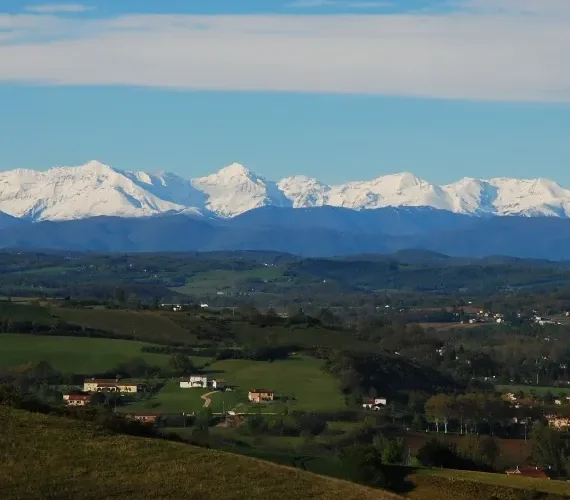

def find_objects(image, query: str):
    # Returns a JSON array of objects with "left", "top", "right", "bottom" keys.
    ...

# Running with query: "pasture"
[
  {"left": 0, "top": 333, "right": 188, "bottom": 373},
  {"left": 121, "top": 355, "right": 346, "bottom": 414},
  {"left": 496, "top": 384, "right": 570, "bottom": 397},
  {"left": 122, "top": 379, "right": 239, "bottom": 414},
  {"left": 0, "top": 301, "right": 55, "bottom": 323},
  {"left": 207, "top": 356, "right": 346, "bottom": 412},
  {"left": 170, "top": 267, "right": 283, "bottom": 295},
  {"left": 408, "top": 467, "right": 570, "bottom": 499},
  {"left": 54, "top": 307, "right": 196, "bottom": 344}
]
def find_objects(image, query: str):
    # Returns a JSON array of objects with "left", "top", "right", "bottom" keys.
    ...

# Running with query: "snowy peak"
[
  {"left": 1, "top": 160, "right": 570, "bottom": 221},
  {"left": 214, "top": 162, "right": 254, "bottom": 179},
  {"left": 0, "top": 160, "right": 202, "bottom": 221},
  {"left": 192, "top": 163, "right": 290, "bottom": 218}
]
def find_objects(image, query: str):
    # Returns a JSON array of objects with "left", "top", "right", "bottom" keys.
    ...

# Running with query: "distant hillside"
[
  {"left": 0, "top": 408, "right": 400, "bottom": 500},
  {"left": 3, "top": 208, "right": 570, "bottom": 260}
]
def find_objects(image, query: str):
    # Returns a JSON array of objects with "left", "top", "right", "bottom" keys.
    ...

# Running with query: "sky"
[{"left": 0, "top": 0, "right": 569, "bottom": 185}]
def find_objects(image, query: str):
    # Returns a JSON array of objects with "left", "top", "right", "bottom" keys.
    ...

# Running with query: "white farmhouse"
[
  {"left": 362, "top": 397, "right": 387, "bottom": 410},
  {"left": 180, "top": 375, "right": 208, "bottom": 388}
]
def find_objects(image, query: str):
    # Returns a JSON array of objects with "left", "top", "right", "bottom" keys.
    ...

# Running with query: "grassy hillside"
[
  {"left": 122, "top": 356, "right": 346, "bottom": 414},
  {"left": 0, "top": 334, "right": 203, "bottom": 373},
  {"left": 54, "top": 308, "right": 196, "bottom": 344},
  {"left": 496, "top": 384, "right": 570, "bottom": 397},
  {"left": 0, "top": 407, "right": 400, "bottom": 500},
  {"left": 407, "top": 468, "right": 570, "bottom": 500}
]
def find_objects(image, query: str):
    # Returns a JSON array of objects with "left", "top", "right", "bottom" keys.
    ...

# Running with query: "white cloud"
[
  {"left": 0, "top": 6, "right": 569, "bottom": 102},
  {"left": 457, "top": 0, "right": 570, "bottom": 14},
  {"left": 25, "top": 4, "right": 92, "bottom": 14},
  {"left": 289, "top": 0, "right": 393, "bottom": 8}
]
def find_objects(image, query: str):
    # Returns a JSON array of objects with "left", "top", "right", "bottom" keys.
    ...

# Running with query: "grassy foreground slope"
[{"left": 0, "top": 408, "right": 400, "bottom": 500}]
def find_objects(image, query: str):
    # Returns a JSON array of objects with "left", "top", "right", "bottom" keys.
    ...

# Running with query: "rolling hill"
[{"left": 0, "top": 407, "right": 400, "bottom": 500}]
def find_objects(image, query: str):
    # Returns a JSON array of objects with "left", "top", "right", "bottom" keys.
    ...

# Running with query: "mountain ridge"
[{"left": 1, "top": 160, "right": 570, "bottom": 221}]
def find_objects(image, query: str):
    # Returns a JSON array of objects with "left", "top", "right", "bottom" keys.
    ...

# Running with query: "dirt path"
[{"left": 201, "top": 391, "right": 216, "bottom": 408}]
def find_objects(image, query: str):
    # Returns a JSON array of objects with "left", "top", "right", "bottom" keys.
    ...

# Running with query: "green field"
[
  {"left": 496, "top": 384, "right": 570, "bottom": 396},
  {"left": 0, "top": 333, "right": 207, "bottom": 374},
  {"left": 54, "top": 307, "right": 196, "bottom": 344},
  {"left": 409, "top": 467, "right": 570, "bottom": 499},
  {"left": 171, "top": 267, "right": 284, "bottom": 295},
  {"left": 121, "top": 356, "right": 346, "bottom": 414},
  {"left": 0, "top": 407, "right": 399, "bottom": 500},
  {"left": 121, "top": 379, "right": 230, "bottom": 414},
  {"left": 0, "top": 301, "right": 55, "bottom": 323},
  {"left": 207, "top": 356, "right": 346, "bottom": 412}
]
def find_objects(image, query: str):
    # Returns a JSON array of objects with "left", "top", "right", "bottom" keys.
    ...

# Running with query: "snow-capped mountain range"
[{"left": 1, "top": 160, "right": 570, "bottom": 221}]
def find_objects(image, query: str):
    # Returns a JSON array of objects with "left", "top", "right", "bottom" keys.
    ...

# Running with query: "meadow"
[
  {"left": 0, "top": 333, "right": 208, "bottom": 374},
  {"left": 120, "top": 356, "right": 346, "bottom": 414},
  {"left": 170, "top": 267, "right": 284, "bottom": 295},
  {"left": 496, "top": 384, "right": 570, "bottom": 396},
  {"left": 407, "top": 468, "right": 570, "bottom": 499},
  {"left": 54, "top": 307, "right": 196, "bottom": 344},
  {"left": 0, "top": 300, "right": 55, "bottom": 323},
  {"left": 207, "top": 356, "right": 346, "bottom": 412},
  {"left": 121, "top": 379, "right": 230, "bottom": 414},
  {"left": 0, "top": 407, "right": 398, "bottom": 500}
]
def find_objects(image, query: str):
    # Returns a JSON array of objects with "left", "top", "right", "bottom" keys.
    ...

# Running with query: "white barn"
[
  {"left": 180, "top": 375, "right": 208, "bottom": 388},
  {"left": 362, "top": 397, "right": 387, "bottom": 410}
]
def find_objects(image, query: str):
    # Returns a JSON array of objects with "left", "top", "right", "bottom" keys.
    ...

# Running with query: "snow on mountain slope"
[
  {"left": 1, "top": 160, "right": 570, "bottom": 221},
  {"left": 192, "top": 163, "right": 291, "bottom": 218},
  {"left": 278, "top": 175, "right": 329, "bottom": 208},
  {"left": 0, "top": 161, "right": 199, "bottom": 221},
  {"left": 442, "top": 177, "right": 570, "bottom": 217}
]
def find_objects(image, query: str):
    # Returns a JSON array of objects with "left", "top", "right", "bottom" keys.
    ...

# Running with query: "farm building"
[
  {"left": 180, "top": 375, "right": 208, "bottom": 388},
  {"left": 362, "top": 397, "right": 387, "bottom": 410},
  {"left": 126, "top": 412, "right": 161, "bottom": 424},
  {"left": 505, "top": 466, "right": 551, "bottom": 479},
  {"left": 212, "top": 379, "right": 227, "bottom": 390},
  {"left": 83, "top": 378, "right": 140, "bottom": 393},
  {"left": 63, "top": 394, "right": 91, "bottom": 406},
  {"left": 248, "top": 389, "right": 274, "bottom": 403}
]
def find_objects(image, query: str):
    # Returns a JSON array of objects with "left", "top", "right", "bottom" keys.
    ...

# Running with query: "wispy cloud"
[
  {"left": 289, "top": 0, "right": 393, "bottom": 8},
  {"left": 454, "top": 0, "right": 570, "bottom": 14},
  {"left": 0, "top": 3, "right": 569, "bottom": 102},
  {"left": 25, "top": 4, "right": 92, "bottom": 14}
]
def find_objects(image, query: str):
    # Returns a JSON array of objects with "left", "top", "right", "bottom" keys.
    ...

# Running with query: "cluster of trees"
[
  {"left": 423, "top": 393, "right": 524, "bottom": 435},
  {"left": 320, "top": 349, "right": 460, "bottom": 402},
  {"left": 417, "top": 436, "right": 499, "bottom": 471},
  {"left": 417, "top": 422, "right": 570, "bottom": 477}
]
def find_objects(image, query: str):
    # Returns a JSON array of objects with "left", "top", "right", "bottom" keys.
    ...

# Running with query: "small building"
[
  {"left": 126, "top": 412, "right": 161, "bottom": 424},
  {"left": 362, "top": 397, "right": 387, "bottom": 410},
  {"left": 506, "top": 466, "right": 550, "bottom": 479},
  {"left": 248, "top": 389, "right": 274, "bottom": 403},
  {"left": 83, "top": 378, "right": 139, "bottom": 393},
  {"left": 212, "top": 379, "right": 227, "bottom": 390},
  {"left": 180, "top": 375, "right": 208, "bottom": 389},
  {"left": 63, "top": 394, "right": 91, "bottom": 406}
]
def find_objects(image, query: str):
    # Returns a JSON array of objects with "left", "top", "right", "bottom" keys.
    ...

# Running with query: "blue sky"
[{"left": 0, "top": 0, "right": 569, "bottom": 185}]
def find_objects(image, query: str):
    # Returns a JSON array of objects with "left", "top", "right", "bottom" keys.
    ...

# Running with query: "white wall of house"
[{"left": 180, "top": 376, "right": 208, "bottom": 388}]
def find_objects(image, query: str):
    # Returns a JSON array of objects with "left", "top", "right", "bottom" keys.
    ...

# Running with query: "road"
[{"left": 201, "top": 391, "right": 216, "bottom": 408}]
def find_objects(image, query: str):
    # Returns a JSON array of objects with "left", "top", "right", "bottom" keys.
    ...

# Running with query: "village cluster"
[{"left": 61, "top": 375, "right": 277, "bottom": 422}]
